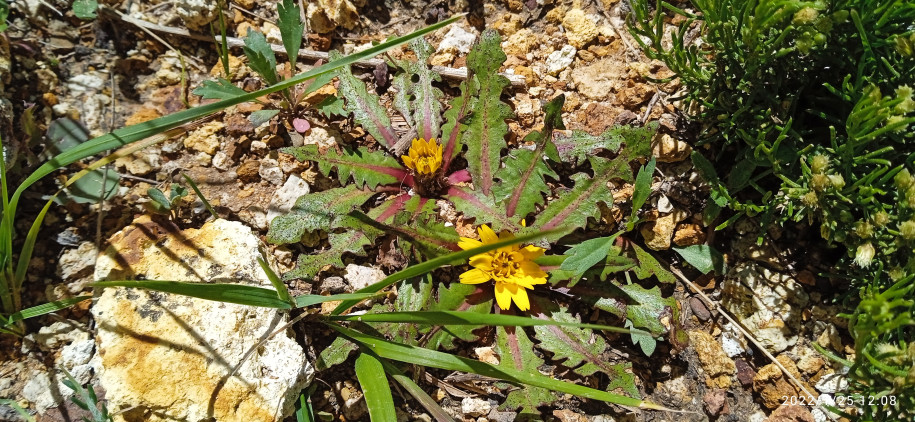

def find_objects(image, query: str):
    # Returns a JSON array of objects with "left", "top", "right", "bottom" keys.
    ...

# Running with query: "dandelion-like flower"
[
  {"left": 458, "top": 224, "right": 548, "bottom": 311},
  {"left": 402, "top": 138, "right": 443, "bottom": 175}
]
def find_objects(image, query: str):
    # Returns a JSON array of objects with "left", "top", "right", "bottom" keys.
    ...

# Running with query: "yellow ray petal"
[
  {"left": 458, "top": 237, "right": 483, "bottom": 251},
  {"left": 477, "top": 224, "right": 499, "bottom": 244},
  {"left": 520, "top": 261, "right": 548, "bottom": 280},
  {"left": 518, "top": 245, "right": 545, "bottom": 260},
  {"left": 511, "top": 286, "right": 530, "bottom": 311},
  {"left": 469, "top": 254, "right": 494, "bottom": 271},
  {"left": 494, "top": 282, "right": 512, "bottom": 310},
  {"left": 460, "top": 268, "right": 492, "bottom": 285}
]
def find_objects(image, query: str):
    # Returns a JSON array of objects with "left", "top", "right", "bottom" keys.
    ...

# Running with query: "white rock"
[
  {"left": 60, "top": 338, "right": 95, "bottom": 369},
  {"left": 720, "top": 328, "right": 747, "bottom": 357},
  {"left": 815, "top": 373, "right": 847, "bottom": 394},
  {"left": 25, "top": 321, "right": 90, "bottom": 352},
  {"left": 267, "top": 174, "right": 311, "bottom": 222},
  {"left": 67, "top": 73, "right": 105, "bottom": 93},
  {"left": 212, "top": 151, "right": 231, "bottom": 170},
  {"left": 461, "top": 397, "right": 491, "bottom": 417},
  {"left": 721, "top": 262, "right": 809, "bottom": 353},
  {"left": 58, "top": 241, "right": 98, "bottom": 282},
  {"left": 302, "top": 127, "right": 340, "bottom": 149},
  {"left": 92, "top": 217, "right": 312, "bottom": 422},
  {"left": 546, "top": 45, "right": 577, "bottom": 76},
  {"left": 437, "top": 26, "right": 477, "bottom": 55},
  {"left": 344, "top": 264, "right": 386, "bottom": 291},
  {"left": 176, "top": 0, "right": 218, "bottom": 30},
  {"left": 259, "top": 157, "right": 285, "bottom": 185},
  {"left": 21, "top": 370, "right": 56, "bottom": 412}
]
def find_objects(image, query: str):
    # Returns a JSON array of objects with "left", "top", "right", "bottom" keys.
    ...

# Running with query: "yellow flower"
[
  {"left": 402, "top": 138, "right": 443, "bottom": 175},
  {"left": 458, "top": 224, "right": 548, "bottom": 311}
]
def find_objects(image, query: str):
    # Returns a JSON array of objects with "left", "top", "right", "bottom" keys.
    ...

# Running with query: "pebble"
[
  {"left": 461, "top": 397, "right": 491, "bottom": 417},
  {"left": 562, "top": 9, "right": 600, "bottom": 48},
  {"left": 267, "top": 173, "right": 311, "bottom": 221},
  {"left": 688, "top": 330, "right": 736, "bottom": 388},
  {"left": 344, "top": 264, "right": 386, "bottom": 291},
  {"left": 652, "top": 133, "right": 692, "bottom": 163},
  {"left": 546, "top": 45, "right": 577, "bottom": 76},
  {"left": 183, "top": 121, "right": 224, "bottom": 155},
  {"left": 703, "top": 389, "right": 729, "bottom": 416},
  {"left": 689, "top": 297, "right": 711, "bottom": 321},
  {"left": 735, "top": 359, "right": 756, "bottom": 387},
  {"left": 259, "top": 157, "right": 285, "bottom": 185},
  {"left": 640, "top": 208, "right": 689, "bottom": 250}
]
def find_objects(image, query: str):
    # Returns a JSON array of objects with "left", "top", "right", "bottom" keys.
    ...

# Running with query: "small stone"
[
  {"left": 619, "top": 83, "right": 655, "bottom": 108},
  {"left": 690, "top": 331, "right": 736, "bottom": 377},
  {"left": 492, "top": 13, "right": 523, "bottom": 37},
  {"left": 753, "top": 355, "right": 811, "bottom": 410},
  {"left": 673, "top": 223, "right": 706, "bottom": 247},
  {"left": 546, "top": 45, "right": 577, "bottom": 76},
  {"left": 237, "top": 160, "right": 261, "bottom": 183},
  {"left": 797, "top": 270, "right": 816, "bottom": 286},
  {"left": 735, "top": 359, "right": 756, "bottom": 387},
  {"left": 318, "top": 277, "right": 346, "bottom": 294},
  {"left": 306, "top": 0, "right": 361, "bottom": 33},
  {"left": 562, "top": 9, "right": 599, "bottom": 48},
  {"left": 689, "top": 297, "right": 711, "bottom": 321},
  {"left": 21, "top": 370, "right": 57, "bottom": 412},
  {"left": 259, "top": 157, "right": 285, "bottom": 185},
  {"left": 703, "top": 389, "right": 728, "bottom": 416},
  {"left": 267, "top": 174, "right": 310, "bottom": 222},
  {"left": 176, "top": 0, "right": 218, "bottom": 30},
  {"left": 183, "top": 121, "right": 224, "bottom": 155},
  {"left": 817, "top": 323, "right": 843, "bottom": 352},
  {"left": 796, "top": 347, "right": 825, "bottom": 375},
  {"left": 571, "top": 57, "right": 626, "bottom": 100},
  {"left": 767, "top": 405, "right": 816, "bottom": 422},
  {"left": 502, "top": 28, "right": 537, "bottom": 57},
  {"left": 437, "top": 25, "right": 476, "bottom": 56},
  {"left": 344, "top": 264, "right": 386, "bottom": 291},
  {"left": 58, "top": 241, "right": 98, "bottom": 281},
  {"left": 461, "top": 397, "right": 491, "bottom": 417},
  {"left": 640, "top": 208, "right": 689, "bottom": 250},
  {"left": 302, "top": 127, "right": 340, "bottom": 149},
  {"left": 814, "top": 373, "right": 846, "bottom": 394},
  {"left": 124, "top": 107, "right": 161, "bottom": 125},
  {"left": 474, "top": 346, "right": 500, "bottom": 365},
  {"left": 652, "top": 133, "right": 692, "bottom": 163},
  {"left": 212, "top": 151, "right": 231, "bottom": 170}
]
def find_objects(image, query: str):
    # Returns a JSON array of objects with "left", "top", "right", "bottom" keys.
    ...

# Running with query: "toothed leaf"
[
  {"left": 463, "top": 29, "right": 513, "bottom": 195},
  {"left": 630, "top": 242, "right": 676, "bottom": 284},
  {"left": 494, "top": 95, "right": 563, "bottom": 219},
  {"left": 282, "top": 230, "right": 372, "bottom": 280},
  {"left": 283, "top": 144, "right": 407, "bottom": 189},
  {"left": 192, "top": 78, "right": 248, "bottom": 101},
  {"left": 547, "top": 124, "right": 654, "bottom": 166},
  {"left": 267, "top": 185, "right": 374, "bottom": 244},
  {"left": 391, "top": 38, "right": 444, "bottom": 141},
  {"left": 316, "top": 337, "right": 358, "bottom": 370},
  {"left": 534, "top": 306, "right": 624, "bottom": 381},
  {"left": 332, "top": 51, "right": 399, "bottom": 147},
  {"left": 496, "top": 326, "right": 558, "bottom": 416},
  {"left": 243, "top": 30, "right": 278, "bottom": 85},
  {"left": 558, "top": 233, "right": 622, "bottom": 286},
  {"left": 448, "top": 186, "right": 522, "bottom": 233},
  {"left": 277, "top": 0, "right": 305, "bottom": 64},
  {"left": 618, "top": 283, "right": 680, "bottom": 340}
]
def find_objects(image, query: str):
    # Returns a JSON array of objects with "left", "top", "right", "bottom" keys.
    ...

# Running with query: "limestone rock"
[
  {"left": 301, "top": 127, "right": 340, "bottom": 149},
  {"left": 754, "top": 355, "right": 807, "bottom": 409},
  {"left": 570, "top": 57, "right": 627, "bottom": 100},
  {"left": 183, "top": 121, "right": 224, "bottom": 155},
  {"left": 306, "top": 0, "right": 362, "bottom": 33},
  {"left": 562, "top": 9, "right": 599, "bottom": 48},
  {"left": 267, "top": 174, "right": 311, "bottom": 222},
  {"left": 344, "top": 264, "right": 385, "bottom": 291},
  {"left": 546, "top": 45, "right": 577, "bottom": 76},
  {"left": 640, "top": 208, "right": 688, "bottom": 250},
  {"left": 92, "top": 216, "right": 311, "bottom": 422},
  {"left": 461, "top": 397, "right": 491, "bottom": 417},
  {"left": 176, "top": 0, "right": 218, "bottom": 30},
  {"left": 688, "top": 330, "right": 736, "bottom": 388},
  {"left": 502, "top": 28, "right": 537, "bottom": 57},
  {"left": 432, "top": 26, "right": 477, "bottom": 65},
  {"left": 722, "top": 263, "right": 809, "bottom": 353},
  {"left": 652, "top": 133, "right": 692, "bottom": 163}
]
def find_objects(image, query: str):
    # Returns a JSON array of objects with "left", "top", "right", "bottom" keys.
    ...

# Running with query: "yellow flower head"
[
  {"left": 458, "top": 224, "right": 548, "bottom": 311},
  {"left": 402, "top": 138, "right": 443, "bottom": 175}
]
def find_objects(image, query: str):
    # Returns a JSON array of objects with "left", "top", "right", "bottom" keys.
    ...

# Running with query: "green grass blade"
[
  {"left": 331, "top": 228, "right": 560, "bottom": 315},
  {"left": 258, "top": 255, "right": 292, "bottom": 304},
  {"left": 295, "top": 386, "right": 317, "bottom": 422},
  {"left": 330, "top": 310, "right": 637, "bottom": 335},
  {"left": 0, "top": 398, "right": 36, "bottom": 422},
  {"left": 13, "top": 196, "right": 56, "bottom": 287},
  {"left": 294, "top": 292, "right": 383, "bottom": 308},
  {"left": 182, "top": 173, "right": 217, "bottom": 218},
  {"left": 378, "top": 359, "right": 455, "bottom": 422},
  {"left": 2, "top": 296, "right": 92, "bottom": 326},
  {"left": 8, "top": 15, "right": 464, "bottom": 218},
  {"left": 330, "top": 324, "right": 670, "bottom": 410},
  {"left": 92, "top": 280, "right": 292, "bottom": 309},
  {"left": 355, "top": 353, "right": 397, "bottom": 422}
]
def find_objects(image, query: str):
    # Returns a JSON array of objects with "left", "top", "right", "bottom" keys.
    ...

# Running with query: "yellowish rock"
[
  {"left": 503, "top": 28, "right": 537, "bottom": 57},
  {"left": 652, "top": 133, "right": 692, "bottom": 163},
  {"left": 688, "top": 330, "right": 736, "bottom": 387},
  {"left": 562, "top": 9, "right": 599, "bottom": 48},
  {"left": 640, "top": 208, "right": 689, "bottom": 250},
  {"left": 183, "top": 121, "right": 224, "bottom": 155}
]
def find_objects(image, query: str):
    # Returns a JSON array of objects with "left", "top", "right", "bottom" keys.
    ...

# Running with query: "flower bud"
[
  {"left": 802, "top": 191, "right": 818, "bottom": 207},
  {"left": 895, "top": 169, "right": 913, "bottom": 190},
  {"left": 828, "top": 174, "right": 845, "bottom": 189},
  {"left": 889, "top": 266, "right": 906, "bottom": 281},
  {"left": 854, "top": 221, "right": 874, "bottom": 238},
  {"left": 793, "top": 7, "right": 819, "bottom": 25},
  {"left": 854, "top": 243, "right": 875, "bottom": 268},
  {"left": 873, "top": 211, "right": 890, "bottom": 227},
  {"left": 900, "top": 220, "right": 915, "bottom": 240},
  {"left": 810, "top": 155, "right": 829, "bottom": 174},
  {"left": 811, "top": 174, "right": 830, "bottom": 191}
]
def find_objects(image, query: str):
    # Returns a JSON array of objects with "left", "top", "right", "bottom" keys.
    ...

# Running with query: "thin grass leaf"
[
  {"left": 181, "top": 174, "right": 217, "bottom": 218},
  {"left": 192, "top": 78, "right": 248, "bottom": 101},
  {"left": 1, "top": 296, "right": 92, "bottom": 329},
  {"left": 295, "top": 386, "right": 317, "bottom": 422},
  {"left": 13, "top": 196, "right": 55, "bottom": 289},
  {"left": 330, "top": 324, "right": 670, "bottom": 410},
  {"left": 93, "top": 280, "right": 291, "bottom": 309},
  {"left": 331, "top": 228, "right": 560, "bottom": 315},
  {"left": 379, "top": 359, "right": 455, "bottom": 422},
  {"left": 355, "top": 353, "right": 397, "bottom": 422},
  {"left": 294, "top": 292, "right": 382, "bottom": 308},
  {"left": 0, "top": 398, "right": 36, "bottom": 422},
  {"left": 330, "top": 310, "right": 637, "bottom": 335}
]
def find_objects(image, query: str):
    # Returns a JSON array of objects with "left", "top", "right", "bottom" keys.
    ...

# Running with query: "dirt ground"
[{"left": 0, "top": 0, "right": 854, "bottom": 421}]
